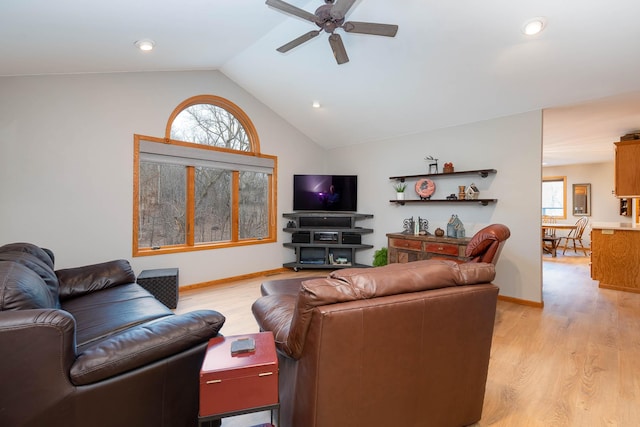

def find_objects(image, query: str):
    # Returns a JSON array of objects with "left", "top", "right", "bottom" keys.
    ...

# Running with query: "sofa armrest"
[
  {"left": 56, "top": 259, "right": 135, "bottom": 300},
  {"left": 70, "top": 310, "right": 225, "bottom": 385},
  {"left": 0, "top": 309, "right": 78, "bottom": 424},
  {"left": 252, "top": 294, "right": 297, "bottom": 357}
]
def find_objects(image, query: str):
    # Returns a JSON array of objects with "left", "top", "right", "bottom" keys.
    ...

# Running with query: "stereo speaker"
[
  {"left": 341, "top": 233, "right": 361, "bottom": 244},
  {"left": 292, "top": 232, "right": 311, "bottom": 243}
]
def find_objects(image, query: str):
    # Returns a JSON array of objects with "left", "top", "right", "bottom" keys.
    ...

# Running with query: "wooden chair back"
[{"left": 571, "top": 217, "right": 589, "bottom": 238}]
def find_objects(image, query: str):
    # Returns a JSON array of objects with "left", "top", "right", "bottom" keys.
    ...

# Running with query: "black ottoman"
[{"left": 137, "top": 268, "right": 179, "bottom": 309}]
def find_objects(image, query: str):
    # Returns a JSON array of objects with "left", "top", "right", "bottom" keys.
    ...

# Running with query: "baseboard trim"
[
  {"left": 498, "top": 294, "right": 544, "bottom": 308},
  {"left": 180, "top": 267, "right": 289, "bottom": 292},
  {"left": 599, "top": 283, "right": 640, "bottom": 294}
]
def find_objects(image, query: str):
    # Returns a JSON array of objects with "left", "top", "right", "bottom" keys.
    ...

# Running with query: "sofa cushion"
[
  {"left": 62, "top": 283, "right": 173, "bottom": 348},
  {"left": 56, "top": 259, "right": 136, "bottom": 301},
  {"left": 0, "top": 242, "right": 55, "bottom": 270},
  {"left": 0, "top": 252, "right": 60, "bottom": 308},
  {"left": 0, "top": 261, "right": 58, "bottom": 310}
]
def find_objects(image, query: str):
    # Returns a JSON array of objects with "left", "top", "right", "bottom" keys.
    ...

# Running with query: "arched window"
[{"left": 133, "top": 95, "right": 277, "bottom": 256}]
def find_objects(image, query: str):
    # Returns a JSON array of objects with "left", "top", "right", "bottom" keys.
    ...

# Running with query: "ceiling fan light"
[
  {"left": 134, "top": 39, "right": 155, "bottom": 52},
  {"left": 522, "top": 17, "right": 546, "bottom": 36}
]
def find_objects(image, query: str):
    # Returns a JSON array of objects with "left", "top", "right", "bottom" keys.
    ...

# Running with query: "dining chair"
[
  {"left": 542, "top": 216, "right": 560, "bottom": 256},
  {"left": 542, "top": 216, "right": 557, "bottom": 237},
  {"left": 560, "top": 217, "right": 589, "bottom": 255}
]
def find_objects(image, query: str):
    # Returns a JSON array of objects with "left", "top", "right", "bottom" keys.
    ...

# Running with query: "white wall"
[
  {"left": 543, "top": 162, "right": 632, "bottom": 246},
  {"left": 0, "top": 71, "right": 325, "bottom": 285},
  {"left": 328, "top": 111, "right": 544, "bottom": 303},
  {"left": 0, "top": 70, "right": 544, "bottom": 303}
]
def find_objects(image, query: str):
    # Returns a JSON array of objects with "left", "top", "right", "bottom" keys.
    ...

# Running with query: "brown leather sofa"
[
  {"left": 252, "top": 260, "right": 499, "bottom": 427},
  {"left": 0, "top": 242, "right": 225, "bottom": 427}
]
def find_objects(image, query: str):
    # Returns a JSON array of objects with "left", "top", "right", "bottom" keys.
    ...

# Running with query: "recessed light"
[
  {"left": 134, "top": 39, "right": 155, "bottom": 52},
  {"left": 312, "top": 101, "right": 321, "bottom": 108},
  {"left": 522, "top": 17, "right": 546, "bottom": 36}
]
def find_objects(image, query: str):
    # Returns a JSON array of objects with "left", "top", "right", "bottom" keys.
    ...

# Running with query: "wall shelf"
[
  {"left": 390, "top": 169, "right": 497, "bottom": 182},
  {"left": 389, "top": 199, "right": 497, "bottom": 206},
  {"left": 389, "top": 169, "right": 497, "bottom": 206}
]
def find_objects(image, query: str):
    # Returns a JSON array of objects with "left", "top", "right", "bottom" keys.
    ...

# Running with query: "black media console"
[{"left": 282, "top": 212, "right": 374, "bottom": 270}]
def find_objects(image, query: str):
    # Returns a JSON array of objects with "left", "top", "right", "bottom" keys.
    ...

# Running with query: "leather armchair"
[
  {"left": 463, "top": 223, "right": 510, "bottom": 264},
  {"left": 253, "top": 260, "right": 499, "bottom": 427},
  {"left": 0, "top": 242, "right": 225, "bottom": 427}
]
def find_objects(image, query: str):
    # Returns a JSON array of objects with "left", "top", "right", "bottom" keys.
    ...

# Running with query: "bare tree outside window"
[
  {"left": 139, "top": 163, "right": 186, "bottom": 247},
  {"left": 171, "top": 104, "right": 250, "bottom": 151},
  {"left": 194, "top": 167, "right": 232, "bottom": 243},
  {"left": 239, "top": 171, "right": 269, "bottom": 239},
  {"left": 133, "top": 95, "right": 276, "bottom": 256}
]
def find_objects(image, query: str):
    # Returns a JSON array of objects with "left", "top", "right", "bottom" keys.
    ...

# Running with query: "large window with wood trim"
[
  {"left": 133, "top": 95, "right": 277, "bottom": 256},
  {"left": 542, "top": 176, "right": 567, "bottom": 219}
]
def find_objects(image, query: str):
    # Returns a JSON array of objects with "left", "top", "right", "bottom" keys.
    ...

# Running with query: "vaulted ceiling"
[{"left": 2, "top": 0, "right": 640, "bottom": 166}]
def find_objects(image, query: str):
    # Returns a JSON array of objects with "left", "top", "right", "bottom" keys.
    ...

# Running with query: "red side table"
[{"left": 198, "top": 332, "right": 279, "bottom": 427}]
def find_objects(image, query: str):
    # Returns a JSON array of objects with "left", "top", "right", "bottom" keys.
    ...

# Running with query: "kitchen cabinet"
[
  {"left": 591, "top": 223, "right": 640, "bottom": 292},
  {"left": 615, "top": 140, "right": 640, "bottom": 197}
]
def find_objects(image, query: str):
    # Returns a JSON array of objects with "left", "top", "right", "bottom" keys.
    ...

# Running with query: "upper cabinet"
[{"left": 615, "top": 139, "right": 640, "bottom": 197}]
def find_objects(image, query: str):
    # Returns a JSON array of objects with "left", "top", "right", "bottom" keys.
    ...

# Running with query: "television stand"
[{"left": 282, "top": 212, "right": 374, "bottom": 270}]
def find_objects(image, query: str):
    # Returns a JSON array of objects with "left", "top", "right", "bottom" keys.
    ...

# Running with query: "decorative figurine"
[
  {"left": 402, "top": 217, "right": 415, "bottom": 234},
  {"left": 434, "top": 227, "right": 445, "bottom": 237},
  {"left": 425, "top": 155, "right": 438, "bottom": 174},
  {"left": 417, "top": 217, "right": 430, "bottom": 235},
  {"left": 447, "top": 215, "right": 465, "bottom": 238},
  {"left": 458, "top": 185, "right": 466, "bottom": 200},
  {"left": 465, "top": 183, "right": 480, "bottom": 200},
  {"left": 446, "top": 193, "right": 457, "bottom": 200},
  {"left": 443, "top": 162, "right": 454, "bottom": 173},
  {"left": 403, "top": 216, "right": 430, "bottom": 234}
]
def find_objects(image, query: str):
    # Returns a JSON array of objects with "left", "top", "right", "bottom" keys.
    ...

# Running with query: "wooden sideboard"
[{"left": 387, "top": 232, "right": 470, "bottom": 264}]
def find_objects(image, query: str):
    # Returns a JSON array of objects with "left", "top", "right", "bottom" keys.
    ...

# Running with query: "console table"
[{"left": 387, "top": 232, "right": 470, "bottom": 264}]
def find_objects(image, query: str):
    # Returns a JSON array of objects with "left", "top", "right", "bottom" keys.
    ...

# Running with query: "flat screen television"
[{"left": 293, "top": 174, "right": 357, "bottom": 212}]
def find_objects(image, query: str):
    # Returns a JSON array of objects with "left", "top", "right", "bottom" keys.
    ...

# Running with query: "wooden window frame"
[
  {"left": 133, "top": 95, "right": 277, "bottom": 257},
  {"left": 542, "top": 175, "right": 567, "bottom": 220}
]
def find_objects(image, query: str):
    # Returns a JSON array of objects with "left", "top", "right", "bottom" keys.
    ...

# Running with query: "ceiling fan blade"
[
  {"left": 328, "top": 33, "right": 349, "bottom": 65},
  {"left": 330, "top": 0, "right": 357, "bottom": 20},
  {"left": 277, "top": 30, "right": 321, "bottom": 53},
  {"left": 265, "top": 0, "right": 320, "bottom": 24},
  {"left": 343, "top": 21, "right": 399, "bottom": 37}
]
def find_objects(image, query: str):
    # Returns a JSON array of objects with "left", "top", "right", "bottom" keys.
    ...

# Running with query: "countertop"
[{"left": 591, "top": 222, "right": 640, "bottom": 231}]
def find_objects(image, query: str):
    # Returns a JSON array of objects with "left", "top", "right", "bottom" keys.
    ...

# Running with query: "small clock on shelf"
[{"left": 415, "top": 178, "right": 436, "bottom": 200}]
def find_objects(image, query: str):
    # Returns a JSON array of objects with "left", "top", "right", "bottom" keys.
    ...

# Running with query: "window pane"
[
  {"left": 139, "top": 162, "right": 186, "bottom": 247},
  {"left": 542, "top": 180, "right": 564, "bottom": 217},
  {"left": 194, "top": 167, "right": 232, "bottom": 243},
  {"left": 170, "top": 104, "right": 250, "bottom": 151},
  {"left": 239, "top": 171, "right": 269, "bottom": 240}
]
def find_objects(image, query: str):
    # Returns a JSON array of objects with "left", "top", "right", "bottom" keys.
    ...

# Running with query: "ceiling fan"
[{"left": 265, "top": 0, "right": 399, "bottom": 65}]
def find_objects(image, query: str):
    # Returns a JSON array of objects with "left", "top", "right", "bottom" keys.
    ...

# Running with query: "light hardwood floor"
[{"left": 178, "top": 255, "right": 640, "bottom": 426}]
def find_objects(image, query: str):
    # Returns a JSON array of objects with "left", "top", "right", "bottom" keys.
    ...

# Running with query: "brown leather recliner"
[
  {"left": 0, "top": 242, "right": 225, "bottom": 427},
  {"left": 463, "top": 223, "right": 510, "bottom": 264},
  {"left": 253, "top": 260, "right": 499, "bottom": 427}
]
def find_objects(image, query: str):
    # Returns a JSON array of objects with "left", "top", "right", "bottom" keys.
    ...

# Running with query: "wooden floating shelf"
[
  {"left": 390, "top": 169, "right": 497, "bottom": 182},
  {"left": 390, "top": 199, "right": 498, "bottom": 206}
]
